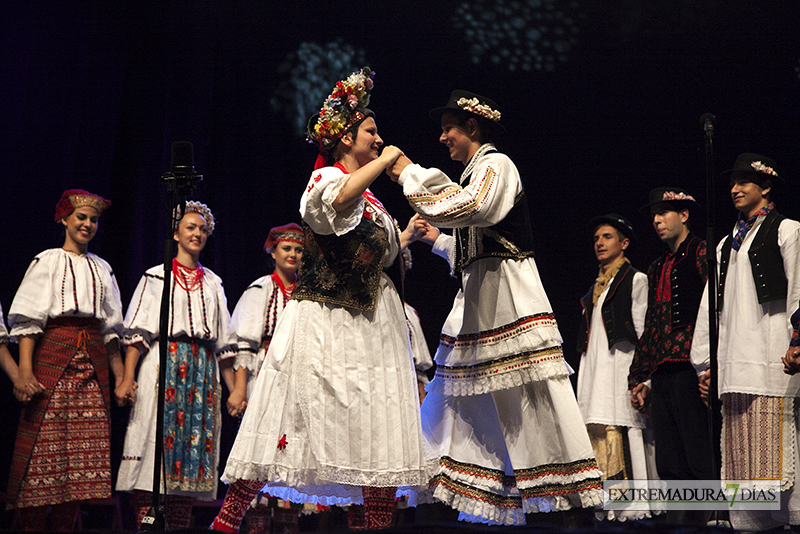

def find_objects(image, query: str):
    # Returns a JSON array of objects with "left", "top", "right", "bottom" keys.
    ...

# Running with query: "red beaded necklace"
[{"left": 173, "top": 258, "right": 204, "bottom": 291}]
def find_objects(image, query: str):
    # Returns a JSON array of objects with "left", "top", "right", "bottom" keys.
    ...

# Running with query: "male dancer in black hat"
[
  {"left": 387, "top": 91, "right": 602, "bottom": 526},
  {"left": 628, "top": 188, "right": 715, "bottom": 524},
  {"left": 576, "top": 214, "right": 656, "bottom": 520},
  {"left": 692, "top": 154, "right": 800, "bottom": 530}
]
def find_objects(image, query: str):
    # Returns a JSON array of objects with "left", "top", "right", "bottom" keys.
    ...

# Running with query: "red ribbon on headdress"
[{"left": 314, "top": 153, "right": 329, "bottom": 171}]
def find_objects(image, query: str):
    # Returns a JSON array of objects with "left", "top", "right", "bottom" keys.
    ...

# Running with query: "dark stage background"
[{"left": 1, "top": 0, "right": 800, "bottom": 517}]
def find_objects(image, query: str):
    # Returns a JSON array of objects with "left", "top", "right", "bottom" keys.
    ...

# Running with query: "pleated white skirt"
[{"left": 222, "top": 275, "right": 436, "bottom": 505}]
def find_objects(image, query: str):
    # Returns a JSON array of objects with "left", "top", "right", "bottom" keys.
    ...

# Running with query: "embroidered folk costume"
[
  {"left": 231, "top": 223, "right": 304, "bottom": 397},
  {"left": 6, "top": 190, "right": 122, "bottom": 528},
  {"left": 212, "top": 68, "right": 433, "bottom": 533},
  {"left": 576, "top": 215, "right": 657, "bottom": 521},
  {"left": 692, "top": 155, "right": 800, "bottom": 530},
  {"left": 116, "top": 202, "right": 236, "bottom": 528},
  {"left": 397, "top": 92, "right": 602, "bottom": 525}
]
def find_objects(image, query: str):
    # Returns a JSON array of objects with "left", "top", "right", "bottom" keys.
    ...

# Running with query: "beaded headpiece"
[
  {"left": 263, "top": 223, "right": 304, "bottom": 252},
  {"left": 176, "top": 201, "right": 216, "bottom": 235},
  {"left": 307, "top": 67, "right": 374, "bottom": 153},
  {"left": 54, "top": 189, "right": 111, "bottom": 222}
]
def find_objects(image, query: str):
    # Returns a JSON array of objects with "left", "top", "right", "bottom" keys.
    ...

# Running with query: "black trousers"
[{"left": 650, "top": 361, "right": 716, "bottom": 480}]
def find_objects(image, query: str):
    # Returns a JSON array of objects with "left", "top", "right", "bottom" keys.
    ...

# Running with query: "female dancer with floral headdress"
[
  {"left": 6, "top": 189, "right": 123, "bottom": 531},
  {"left": 115, "top": 201, "right": 237, "bottom": 529},
  {"left": 225, "top": 223, "right": 305, "bottom": 534},
  {"left": 210, "top": 67, "right": 433, "bottom": 533}
]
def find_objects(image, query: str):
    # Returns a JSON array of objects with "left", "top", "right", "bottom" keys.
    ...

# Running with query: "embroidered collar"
[{"left": 461, "top": 143, "right": 497, "bottom": 184}]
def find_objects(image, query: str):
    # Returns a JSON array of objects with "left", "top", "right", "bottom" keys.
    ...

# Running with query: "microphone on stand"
[
  {"left": 700, "top": 113, "right": 715, "bottom": 137},
  {"left": 165, "top": 141, "right": 203, "bottom": 225}
]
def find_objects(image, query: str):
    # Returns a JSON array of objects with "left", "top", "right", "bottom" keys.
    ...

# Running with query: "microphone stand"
[
  {"left": 140, "top": 143, "right": 202, "bottom": 532},
  {"left": 701, "top": 114, "right": 721, "bottom": 483}
]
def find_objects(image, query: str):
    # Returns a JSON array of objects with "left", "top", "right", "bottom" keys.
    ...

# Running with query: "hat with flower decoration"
[
  {"left": 307, "top": 67, "right": 375, "bottom": 156},
  {"left": 640, "top": 187, "right": 699, "bottom": 215},
  {"left": 263, "top": 223, "right": 304, "bottom": 253},
  {"left": 430, "top": 90, "right": 505, "bottom": 133},
  {"left": 720, "top": 153, "right": 783, "bottom": 185},
  {"left": 54, "top": 189, "right": 111, "bottom": 222},
  {"left": 175, "top": 201, "right": 216, "bottom": 235}
]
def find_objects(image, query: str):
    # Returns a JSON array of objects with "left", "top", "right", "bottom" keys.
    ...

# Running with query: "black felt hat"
[
  {"left": 720, "top": 153, "right": 783, "bottom": 184},
  {"left": 429, "top": 90, "right": 505, "bottom": 133},
  {"left": 589, "top": 213, "right": 635, "bottom": 241},
  {"left": 640, "top": 187, "right": 699, "bottom": 214}
]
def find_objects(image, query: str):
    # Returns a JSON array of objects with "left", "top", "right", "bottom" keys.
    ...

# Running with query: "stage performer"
[
  {"left": 386, "top": 91, "right": 602, "bottom": 526},
  {"left": 210, "top": 67, "right": 434, "bottom": 533},
  {"left": 628, "top": 187, "right": 714, "bottom": 526},
  {"left": 693, "top": 154, "right": 800, "bottom": 530},
  {"left": 225, "top": 223, "right": 304, "bottom": 417},
  {"left": 226, "top": 223, "right": 306, "bottom": 534},
  {"left": 576, "top": 214, "right": 658, "bottom": 521},
  {"left": 1, "top": 301, "right": 45, "bottom": 402},
  {"left": 115, "top": 201, "right": 237, "bottom": 529},
  {"left": 6, "top": 189, "right": 123, "bottom": 531}
]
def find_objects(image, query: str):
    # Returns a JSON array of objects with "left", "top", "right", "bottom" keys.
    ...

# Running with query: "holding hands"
[
  {"left": 115, "top": 377, "right": 138, "bottom": 406},
  {"left": 630, "top": 382, "right": 650, "bottom": 414},
  {"left": 783, "top": 345, "right": 800, "bottom": 375},
  {"left": 13, "top": 372, "right": 44, "bottom": 403},
  {"left": 386, "top": 154, "right": 413, "bottom": 182}
]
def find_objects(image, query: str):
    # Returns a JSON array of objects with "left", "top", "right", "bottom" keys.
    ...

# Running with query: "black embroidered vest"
[
  {"left": 292, "top": 217, "right": 389, "bottom": 313},
  {"left": 648, "top": 233, "right": 705, "bottom": 331},
  {"left": 577, "top": 261, "right": 640, "bottom": 353},
  {"left": 718, "top": 209, "right": 787, "bottom": 310},
  {"left": 452, "top": 189, "right": 536, "bottom": 276}
]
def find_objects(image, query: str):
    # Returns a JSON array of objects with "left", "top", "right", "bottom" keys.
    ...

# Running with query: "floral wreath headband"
[
  {"left": 175, "top": 200, "right": 216, "bottom": 235},
  {"left": 661, "top": 191, "right": 696, "bottom": 202},
  {"left": 307, "top": 66, "right": 374, "bottom": 152},
  {"left": 456, "top": 97, "right": 501, "bottom": 123},
  {"left": 430, "top": 90, "right": 505, "bottom": 133}
]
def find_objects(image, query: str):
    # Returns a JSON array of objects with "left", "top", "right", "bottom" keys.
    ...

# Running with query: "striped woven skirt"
[{"left": 7, "top": 318, "right": 111, "bottom": 509}]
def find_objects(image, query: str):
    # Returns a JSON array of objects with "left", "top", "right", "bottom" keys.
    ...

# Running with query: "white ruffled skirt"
[{"left": 222, "top": 275, "right": 436, "bottom": 505}]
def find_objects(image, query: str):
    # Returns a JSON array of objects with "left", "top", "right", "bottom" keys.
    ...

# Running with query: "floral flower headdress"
[
  {"left": 307, "top": 67, "right": 374, "bottom": 152},
  {"left": 721, "top": 153, "right": 783, "bottom": 184},
  {"left": 456, "top": 97, "right": 501, "bottom": 123},
  {"left": 54, "top": 189, "right": 111, "bottom": 222},
  {"left": 662, "top": 191, "right": 696, "bottom": 202},
  {"left": 430, "top": 90, "right": 505, "bottom": 133},
  {"left": 175, "top": 200, "right": 216, "bottom": 235},
  {"left": 750, "top": 161, "right": 778, "bottom": 178}
]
